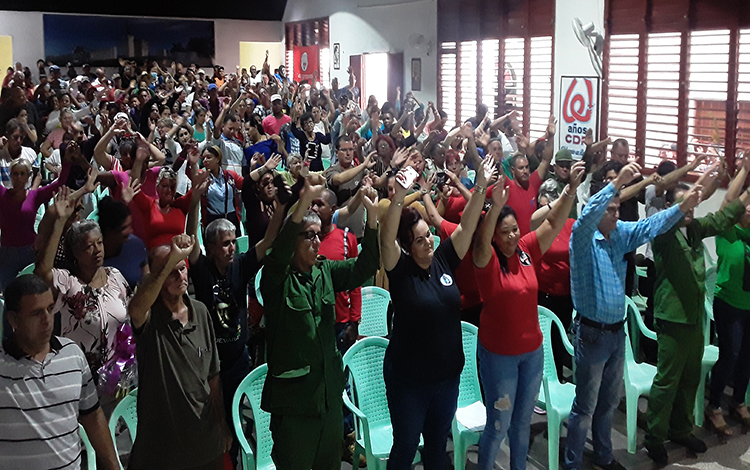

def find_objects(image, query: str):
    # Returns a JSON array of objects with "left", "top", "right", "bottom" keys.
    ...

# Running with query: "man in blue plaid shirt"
[{"left": 564, "top": 162, "right": 702, "bottom": 470}]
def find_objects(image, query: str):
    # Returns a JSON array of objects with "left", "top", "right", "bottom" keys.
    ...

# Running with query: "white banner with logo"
[{"left": 558, "top": 76, "right": 600, "bottom": 158}]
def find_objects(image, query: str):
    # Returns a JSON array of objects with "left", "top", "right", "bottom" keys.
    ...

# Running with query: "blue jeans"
[
  {"left": 477, "top": 343, "right": 543, "bottom": 470},
  {"left": 564, "top": 321, "right": 625, "bottom": 469},
  {"left": 384, "top": 357, "right": 459, "bottom": 470}
]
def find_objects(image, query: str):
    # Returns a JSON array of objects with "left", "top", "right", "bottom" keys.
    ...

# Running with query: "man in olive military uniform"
[{"left": 260, "top": 179, "right": 380, "bottom": 469}]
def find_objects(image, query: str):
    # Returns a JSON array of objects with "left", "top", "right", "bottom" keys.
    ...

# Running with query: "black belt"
[{"left": 579, "top": 316, "right": 625, "bottom": 332}]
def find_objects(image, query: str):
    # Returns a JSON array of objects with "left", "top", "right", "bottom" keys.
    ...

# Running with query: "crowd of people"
[{"left": 1, "top": 53, "right": 749, "bottom": 470}]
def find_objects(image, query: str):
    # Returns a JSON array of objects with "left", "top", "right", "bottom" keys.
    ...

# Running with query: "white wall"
[
  {"left": 284, "top": 0, "right": 438, "bottom": 106},
  {"left": 553, "top": 0, "right": 607, "bottom": 141},
  {"left": 0, "top": 11, "right": 44, "bottom": 79},
  {"left": 0, "top": 11, "right": 282, "bottom": 80}
]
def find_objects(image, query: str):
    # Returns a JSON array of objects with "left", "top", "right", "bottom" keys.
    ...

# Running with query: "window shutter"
[
  {"left": 529, "top": 36, "right": 553, "bottom": 139},
  {"left": 440, "top": 43, "right": 458, "bottom": 127},
  {"left": 645, "top": 32, "right": 682, "bottom": 167},
  {"left": 504, "top": 37, "right": 526, "bottom": 130},
  {"left": 481, "top": 39, "right": 500, "bottom": 118},
  {"left": 459, "top": 41, "right": 479, "bottom": 124},
  {"left": 606, "top": 34, "right": 640, "bottom": 155},
  {"left": 738, "top": 30, "right": 750, "bottom": 156}
]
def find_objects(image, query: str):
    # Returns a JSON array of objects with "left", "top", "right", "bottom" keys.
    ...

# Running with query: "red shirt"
[
  {"left": 476, "top": 231, "right": 543, "bottom": 355},
  {"left": 318, "top": 226, "right": 362, "bottom": 323},
  {"left": 490, "top": 171, "right": 542, "bottom": 235},
  {"left": 537, "top": 218, "right": 574, "bottom": 296},
  {"left": 440, "top": 220, "right": 482, "bottom": 309},
  {"left": 441, "top": 194, "right": 467, "bottom": 224},
  {"left": 132, "top": 190, "right": 193, "bottom": 249}
]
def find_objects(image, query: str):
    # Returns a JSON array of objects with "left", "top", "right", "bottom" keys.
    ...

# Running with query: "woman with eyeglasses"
[
  {"left": 241, "top": 152, "right": 285, "bottom": 246},
  {"left": 380, "top": 156, "right": 494, "bottom": 470}
]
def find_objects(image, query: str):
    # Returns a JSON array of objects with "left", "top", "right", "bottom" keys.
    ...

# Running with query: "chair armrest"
[
  {"left": 343, "top": 391, "right": 367, "bottom": 421},
  {"left": 627, "top": 296, "right": 656, "bottom": 341},
  {"left": 231, "top": 398, "right": 254, "bottom": 458}
]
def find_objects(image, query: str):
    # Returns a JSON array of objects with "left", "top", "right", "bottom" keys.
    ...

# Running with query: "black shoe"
[
  {"left": 592, "top": 459, "right": 626, "bottom": 470},
  {"left": 645, "top": 442, "right": 668, "bottom": 465},
  {"left": 672, "top": 434, "right": 707, "bottom": 453}
]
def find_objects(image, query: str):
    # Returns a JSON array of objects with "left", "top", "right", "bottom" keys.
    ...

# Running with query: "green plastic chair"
[
  {"left": 537, "top": 306, "right": 576, "bottom": 470},
  {"left": 695, "top": 262, "right": 718, "bottom": 427},
  {"left": 255, "top": 267, "right": 264, "bottom": 307},
  {"left": 237, "top": 235, "right": 249, "bottom": 255},
  {"left": 342, "top": 337, "right": 422, "bottom": 470},
  {"left": 623, "top": 297, "right": 657, "bottom": 454},
  {"left": 18, "top": 264, "right": 35, "bottom": 277},
  {"left": 79, "top": 424, "right": 96, "bottom": 470},
  {"left": 359, "top": 287, "right": 390, "bottom": 337},
  {"left": 322, "top": 158, "right": 332, "bottom": 170},
  {"left": 452, "top": 322, "right": 483, "bottom": 470},
  {"left": 232, "top": 363, "right": 274, "bottom": 470},
  {"left": 108, "top": 389, "right": 138, "bottom": 469}
]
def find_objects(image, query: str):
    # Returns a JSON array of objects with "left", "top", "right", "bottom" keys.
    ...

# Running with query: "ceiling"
[{"left": 0, "top": 1, "right": 288, "bottom": 21}]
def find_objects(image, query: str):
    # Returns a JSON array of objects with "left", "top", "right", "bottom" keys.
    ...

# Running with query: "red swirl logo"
[{"left": 563, "top": 78, "right": 594, "bottom": 124}]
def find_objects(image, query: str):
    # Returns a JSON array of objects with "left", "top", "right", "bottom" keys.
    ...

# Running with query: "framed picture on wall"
[
  {"left": 411, "top": 58, "right": 421, "bottom": 91},
  {"left": 333, "top": 43, "right": 341, "bottom": 70}
]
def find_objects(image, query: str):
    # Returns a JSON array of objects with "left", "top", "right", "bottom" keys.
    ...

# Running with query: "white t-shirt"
[{"left": 0, "top": 147, "right": 38, "bottom": 189}]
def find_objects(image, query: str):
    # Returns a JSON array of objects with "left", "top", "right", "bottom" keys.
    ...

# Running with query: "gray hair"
[
  {"left": 538, "top": 178, "right": 561, "bottom": 204},
  {"left": 156, "top": 167, "right": 178, "bottom": 186},
  {"left": 301, "top": 210, "right": 321, "bottom": 228},
  {"left": 205, "top": 218, "right": 236, "bottom": 247},
  {"left": 66, "top": 220, "right": 102, "bottom": 255}
]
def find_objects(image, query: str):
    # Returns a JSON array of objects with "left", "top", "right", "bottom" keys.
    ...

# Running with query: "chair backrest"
[
  {"left": 108, "top": 388, "right": 138, "bottom": 462},
  {"left": 538, "top": 306, "right": 563, "bottom": 385},
  {"left": 237, "top": 235, "right": 249, "bottom": 255},
  {"left": 457, "top": 322, "right": 482, "bottom": 408},
  {"left": 359, "top": 286, "right": 390, "bottom": 337},
  {"left": 343, "top": 337, "right": 391, "bottom": 428},
  {"left": 255, "top": 266, "right": 264, "bottom": 307},
  {"left": 232, "top": 363, "right": 273, "bottom": 469},
  {"left": 79, "top": 424, "right": 96, "bottom": 470},
  {"left": 623, "top": 298, "right": 638, "bottom": 365}
]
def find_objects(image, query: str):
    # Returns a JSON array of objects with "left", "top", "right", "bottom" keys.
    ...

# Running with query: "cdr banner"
[
  {"left": 558, "top": 76, "right": 600, "bottom": 158},
  {"left": 293, "top": 45, "right": 320, "bottom": 84}
]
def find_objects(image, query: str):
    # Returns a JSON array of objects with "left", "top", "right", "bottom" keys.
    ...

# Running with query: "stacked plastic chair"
[
  {"left": 108, "top": 389, "right": 139, "bottom": 469},
  {"left": 622, "top": 297, "right": 657, "bottom": 454},
  {"left": 342, "top": 337, "right": 422, "bottom": 469},
  {"left": 537, "top": 306, "right": 576, "bottom": 470},
  {"left": 695, "top": 262, "right": 719, "bottom": 427},
  {"left": 231, "top": 364, "right": 275, "bottom": 470},
  {"left": 359, "top": 287, "right": 390, "bottom": 337},
  {"left": 451, "top": 322, "right": 484, "bottom": 470}
]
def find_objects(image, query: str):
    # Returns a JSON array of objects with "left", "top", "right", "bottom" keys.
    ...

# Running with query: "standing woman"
[
  {"left": 473, "top": 161, "right": 585, "bottom": 470},
  {"left": 200, "top": 145, "right": 243, "bottom": 235},
  {"left": 291, "top": 111, "right": 331, "bottom": 172},
  {"left": 380, "top": 156, "right": 495, "bottom": 470},
  {"left": 707, "top": 152, "right": 750, "bottom": 431}
]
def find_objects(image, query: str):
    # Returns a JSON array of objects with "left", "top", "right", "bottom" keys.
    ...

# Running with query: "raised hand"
[
  {"left": 81, "top": 165, "right": 100, "bottom": 194},
  {"left": 120, "top": 176, "right": 142, "bottom": 205},
  {"left": 490, "top": 175, "right": 509, "bottom": 207},
  {"left": 679, "top": 184, "right": 703, "bottom": 212},
  {"left": 460, "top": 122, "right": 474, "bottom": 139},
  {"left": 613, "top": 162, "right": 642, "bottom": 189},
  {"left": 168, "top": 234, "right": 195, "bottom": 264},
  {"left": 569, "top": 161, "right": 586, "bottom": 191},
  {"left": 52, "top": 187, "right": 77, "bottom": 220},
  {"left": 265, "top": 153, "right": 283, "bottom": 171},
  {"left": 363, "top": 151, "right": 378, "bottom": 169},
  {"left": 392, "top": 147, "right": 409, "bottom": 169},
  {"left": 393, "top": 167, "right": 413, "bottom": 199},
  {"left": 546, "top": 115, "right": 557, "bottom": 136},
  {"left": 299, "top": 178, "right": 325, "bottom": 206},
  {"left": 476, "top": 155, "right": 497, "bottom": 188}
]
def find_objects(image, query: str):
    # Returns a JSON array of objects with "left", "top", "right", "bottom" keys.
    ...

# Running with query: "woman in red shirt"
[
  {"left": 532, "top": 181, "right": 577, "bottom": 380},
  {"left": 473, "top": 161, "right": 585, "bottom": 470},
  {"left": 130, "top": 167, "right": 207, "bottom": 249}
]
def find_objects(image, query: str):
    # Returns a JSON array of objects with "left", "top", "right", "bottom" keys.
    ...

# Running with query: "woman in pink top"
[{"left": 0, "top": 147, "right": 72, "bottom": 290}]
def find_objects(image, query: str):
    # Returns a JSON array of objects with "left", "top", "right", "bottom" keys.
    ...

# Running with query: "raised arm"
[
  {"left": 331, "top": 152, "right": 376, "bottom": 186},
  {"left": 535, "top": 161, "right": 585, "bottom": 254},
  {"left": 450, "top": 156, "right": 495, "bottom": 259},
  {"left": 723, "top": 151, "right": 750, "bottom": 210},
  {"left": 473, "top": 176, "right": 510, "bottom": 268},
  {"left": 35, "top": 188, "right": 77, "bottom": 286},
  {"left": 255, "top": 197, "right": 288, "bottom": 262},
  {"left": 380, "top": 168, "right": 411, "bottom": 271},
  {"left": 128, "top": 234, "right": 195, "bottom": 329}
]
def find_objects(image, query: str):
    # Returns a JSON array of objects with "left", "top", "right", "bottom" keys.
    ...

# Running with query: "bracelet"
[
  {"left": 563, "top": 188, "right": 575, "bottom": 199},
  {"left": 475, "top": 186, "right": 487, "bottom": 195}
]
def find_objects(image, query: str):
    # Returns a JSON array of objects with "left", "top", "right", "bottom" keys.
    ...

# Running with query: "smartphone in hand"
[{"left": 398, "top": 166, "right": 419, "bottom": 189}]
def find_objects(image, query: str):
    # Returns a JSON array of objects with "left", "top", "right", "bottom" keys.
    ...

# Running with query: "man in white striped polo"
[{"left": 0, "top": 274, "right": 119, "bottom": 469}]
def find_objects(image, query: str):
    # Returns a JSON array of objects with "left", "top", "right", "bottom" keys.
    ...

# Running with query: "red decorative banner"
[{"left": 293, "top": 45, "right": 320, "bottom": 84}]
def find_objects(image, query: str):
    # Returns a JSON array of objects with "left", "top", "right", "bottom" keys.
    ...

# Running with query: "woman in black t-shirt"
[{"left": 380, "top": 158, "right": 495, "bottom": 470}]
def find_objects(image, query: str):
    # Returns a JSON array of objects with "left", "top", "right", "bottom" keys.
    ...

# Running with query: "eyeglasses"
[{"left": 299, "top": 230, "right": 322, "bottom": 241}]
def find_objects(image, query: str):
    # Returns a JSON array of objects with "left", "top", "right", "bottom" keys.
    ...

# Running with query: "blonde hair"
[{"left": 10, "top": 157, "right": 32, "bottom": 175}]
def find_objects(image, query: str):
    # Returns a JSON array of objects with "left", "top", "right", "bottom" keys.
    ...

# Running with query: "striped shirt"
[
  {"left": 0, "top": 335, "right": 100, "bottom": 470},
  {"left": 570, "top": 182, "right": 684, "bottom": 324}
]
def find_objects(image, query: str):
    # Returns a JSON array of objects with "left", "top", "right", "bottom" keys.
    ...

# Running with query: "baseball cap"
[
  {"left": 111, "top": 73, "right": 121, "bottom": 80},
  {"left": 207, "top": 83, "right": 218, "bottom": 91},
  {"left": 197, "top": 69, "right": 206, "bottom": 75},
  {"left": 270, "top": 94, "right": 282, "bottom": 103},
  {"left": 49, "top": 65, "right": 60, "bottom": 72},
  {"left": 554, "top": 148, "right": 573, "bottom": 164}
]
